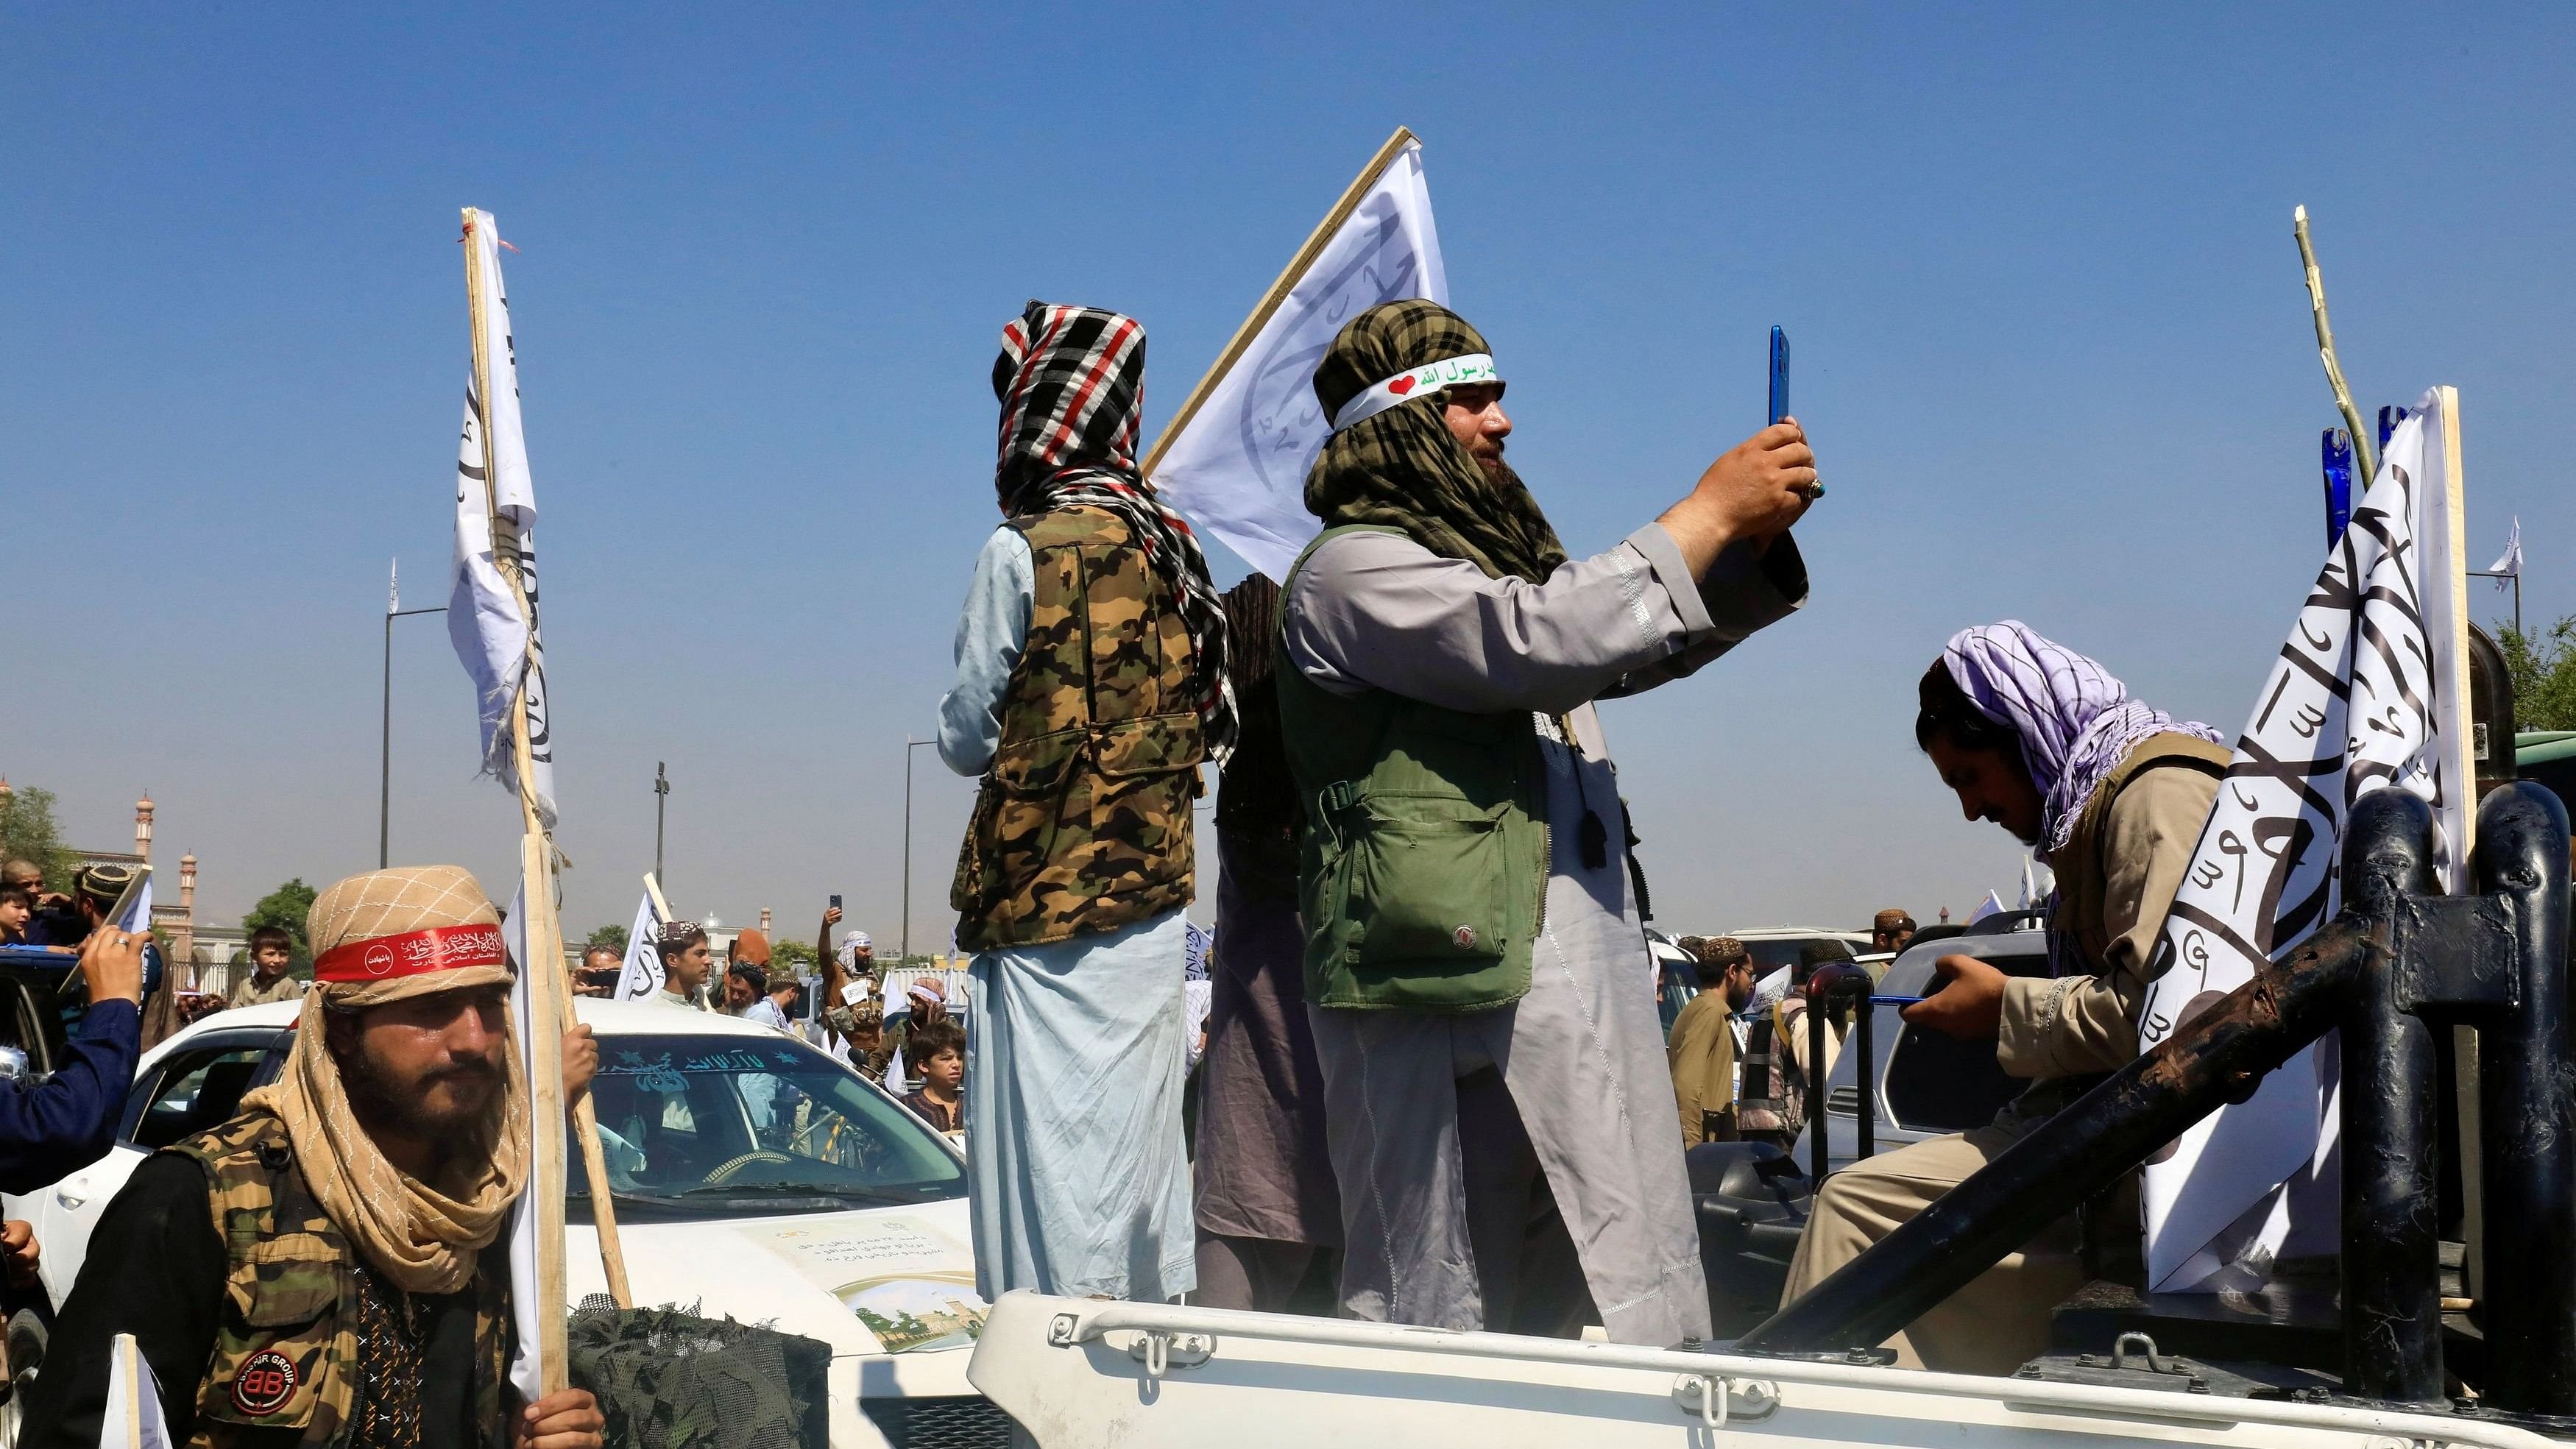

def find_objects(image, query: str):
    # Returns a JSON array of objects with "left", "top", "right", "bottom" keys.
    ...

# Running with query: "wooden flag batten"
[{"left": 461, "top": 210, "right": 634, "bottom": 1392}]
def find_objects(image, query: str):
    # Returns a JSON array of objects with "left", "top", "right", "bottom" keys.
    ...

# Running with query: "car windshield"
[{"left": 577, "top": 1033, "right": 963, "bottom": 1219}]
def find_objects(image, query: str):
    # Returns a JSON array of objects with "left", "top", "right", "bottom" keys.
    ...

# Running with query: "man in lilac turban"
[{"left": 1777, "top": 622, "right": 2228, "bottom": 1375}]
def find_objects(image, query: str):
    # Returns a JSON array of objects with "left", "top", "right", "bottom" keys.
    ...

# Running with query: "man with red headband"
[{"left": 23, "top": 865, "right": 605, "bottom": 1448}]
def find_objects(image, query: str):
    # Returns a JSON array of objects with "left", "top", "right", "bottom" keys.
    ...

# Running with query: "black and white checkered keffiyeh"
[{"left": 991, "top": 300, "right": 1237, "bottom": 761}]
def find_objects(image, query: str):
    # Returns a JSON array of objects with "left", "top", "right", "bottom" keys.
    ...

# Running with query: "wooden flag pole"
[
  {"left": 2293, "top": 205, "right": 2378, "bottom": 485},
  {"left": 643, "top": 871, "right": 673, "bottom": 925},
  {"left": 2435, "top": 386, "right": 2475, "bottom": 860},
  {"left": 463, "top": 213, "right": 635, "bottom": 1381},
  {"left": 1139, "top": 126, "right": 1419, "bottom": 479}
]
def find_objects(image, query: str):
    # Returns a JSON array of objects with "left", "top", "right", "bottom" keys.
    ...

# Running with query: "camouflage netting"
[{"left": 567, "top": 1303, "right": 831, "bottom": 1449}]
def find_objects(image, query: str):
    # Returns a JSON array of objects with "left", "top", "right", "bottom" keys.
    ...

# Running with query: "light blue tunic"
[{"left": 940, "top": 523, "right": 1196, "bottom": 1303}]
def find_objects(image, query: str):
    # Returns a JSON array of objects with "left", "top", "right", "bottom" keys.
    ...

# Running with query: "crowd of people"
[{"left": 0, "top": 294, "right": 2235, "bottom": 1445}]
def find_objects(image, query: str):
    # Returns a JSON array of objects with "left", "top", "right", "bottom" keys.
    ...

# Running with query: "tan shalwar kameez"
[
  {"left": 1778, "top": 760, "right": 2221, "bottom": 1374},
  {"left": 1666, "top": 993, "right": 1738, "bottom": 1147}
]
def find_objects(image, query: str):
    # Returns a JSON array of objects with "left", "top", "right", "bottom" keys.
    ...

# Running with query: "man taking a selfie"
[{"left": 1278, "top": 300, "right": 1816, "bottom": 1345}]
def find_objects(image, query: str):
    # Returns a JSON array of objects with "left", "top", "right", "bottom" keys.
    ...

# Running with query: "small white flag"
[
  {"left": 2488, "top": 516, "right": 2522, "bottom": 584},
  {"left": 447, "top": 208, "right": 558, "bottom": 829},
  {"left": 111, "top": 870, "right": 152, "bottom": 936},
  {"left": 1151, "top": 137, "right": 1447, "bottom": 580},
  {"left": 2138, "top": 389, "right": 2471, "bottom": 1291},
  {"left": 1966, "top": 889, "right": 2009, "bottom": 924},
  {"left": 103, "top": 1333, "right": 175, "bottom": 1449},
  {"left": 615, "top": 880, "right": 669, "bottom": 1002}
]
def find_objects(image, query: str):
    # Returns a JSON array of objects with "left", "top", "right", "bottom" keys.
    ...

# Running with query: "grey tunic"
[{"left": 1285, "top": 522, "right": 1806, "bottom": 1346}]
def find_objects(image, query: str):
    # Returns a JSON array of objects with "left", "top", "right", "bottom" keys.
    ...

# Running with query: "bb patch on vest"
[
  {"left": 168, "top": 1111, "right": 511, "bottom": 1448},
  {"left": 229, "top": 1350, "right": 299, "bottom": 1417}
]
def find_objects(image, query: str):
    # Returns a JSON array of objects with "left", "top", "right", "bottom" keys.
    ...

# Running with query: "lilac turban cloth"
[{"left": 1942, "top": 621, "right": 2223, "bottom": 860}]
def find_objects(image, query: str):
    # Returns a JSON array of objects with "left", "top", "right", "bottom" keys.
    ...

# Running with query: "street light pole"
[
  {"left": 380, "top": 560, "right": 449, "bottom": 869},
  {"left": 902, "top": 738, "right": 935, "bottom": 964},
  {"left": 654, "top": 762, "right": 670, "bottom": 891},
  {"left": 2470, "top": 570, "right": 2524, "bottom": 638}
]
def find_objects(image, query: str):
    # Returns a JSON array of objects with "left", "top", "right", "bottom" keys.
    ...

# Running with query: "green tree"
[
  {"left": 0, "top": 784, "right": 76, "bottom": 890},
  {"left": 584, "top": 922, "right": 630, "bottom": 956},
  {"left": 770, "top": 937, "right": 818, "bottom": 974},
  {"left": 2499, "top": 616, "right": 2576, "bottom": 732},
  {"left": 244, "top": 879, "right": 319, "bottom": 974}
]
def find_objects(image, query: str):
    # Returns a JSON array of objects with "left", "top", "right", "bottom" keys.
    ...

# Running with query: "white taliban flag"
[
  {"left": 102, "top": 1333, "right": 175, "bottom": 1449},
  {"left": 614, "top": 876, "right": 670, "bottom": 1002},
  {"left": 2137, "top": 389, "right": 2472, "bottom": 1291},
  {"left": 447, "top": 208, "right": 558, "bottom": 828},
  {"left": 1148, "top": 129, "right": 1446, "bottom": 580}
]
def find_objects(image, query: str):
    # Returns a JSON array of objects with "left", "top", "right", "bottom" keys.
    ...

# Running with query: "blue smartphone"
[{"left": 1767, "top": 325, "right": 1791, "bottom": 425}]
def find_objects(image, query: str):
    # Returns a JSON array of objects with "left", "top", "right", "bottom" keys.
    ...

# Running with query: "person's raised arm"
[
  {"left": 1655, "top": 418, "right": 1817, "bottom": 576},
  {"left": 817, "top": 905, "right": 849, "bottom": 1045},
  {"left": 0, "top": 929, "right": 144, "bottom": 1194}
]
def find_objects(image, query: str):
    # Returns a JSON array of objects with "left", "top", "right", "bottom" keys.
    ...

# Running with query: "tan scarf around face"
[{"left": 239, "top": 976, "right": 529, "bottom": 1295}]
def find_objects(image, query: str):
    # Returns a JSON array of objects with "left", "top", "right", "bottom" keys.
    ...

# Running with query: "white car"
[{"left": 5, "top": 998, "right": 1012, "bottom": 1449}]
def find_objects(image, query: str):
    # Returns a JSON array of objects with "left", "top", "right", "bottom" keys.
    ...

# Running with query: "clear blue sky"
[{"left": 8, "top": 4, "right": 2570, "bottom": 949}]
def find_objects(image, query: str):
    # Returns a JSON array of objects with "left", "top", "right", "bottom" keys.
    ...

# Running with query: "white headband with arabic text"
[{"left": 1329, "top": 353, "right": 1501, "bottom": 432}]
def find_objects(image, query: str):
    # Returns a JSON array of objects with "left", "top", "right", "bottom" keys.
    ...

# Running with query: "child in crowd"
[
  {"left": 0, "top": 886, "right": 30, "bottom": 945},
  {"left": 899, "top": 1020, "right": 966, "bottom": 1135}
]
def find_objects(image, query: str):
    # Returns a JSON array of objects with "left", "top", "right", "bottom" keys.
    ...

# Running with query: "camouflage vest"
[
  {"left": 950, "top": 508, "right": 1206, "bottom": 950},
  {"left": 166, "top": 1112, "right": 511, "bottom": 1449}
]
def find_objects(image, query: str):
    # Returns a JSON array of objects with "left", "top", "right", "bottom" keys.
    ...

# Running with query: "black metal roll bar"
[
  {"left": 1805, "top": 960, "right": 1875, "bottom": 1185},
  {"left": 1740, "top": 782, "right": 2575, "bottom": 1417}
]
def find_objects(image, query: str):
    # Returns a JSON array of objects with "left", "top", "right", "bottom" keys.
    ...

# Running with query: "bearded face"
[
  {"left": 330, "top": 985, "right": 512, "bottom": 1141},
  {"left": 1440, "top": 383, "right": 1510, "bottom": 479}
]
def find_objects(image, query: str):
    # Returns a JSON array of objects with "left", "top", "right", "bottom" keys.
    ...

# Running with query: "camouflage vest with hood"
[
  {"left": 168, "top": 1111, "right": 510, "bottom": 1448},
  {"left": 949, "top": 302, "right": 1219, "bottom": 951}
]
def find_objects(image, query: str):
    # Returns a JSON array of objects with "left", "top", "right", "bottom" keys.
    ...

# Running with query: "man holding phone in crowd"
[
  {"left": 1278, "top": 300, "right": 1816, "bottom": 1345},
  {"left": 815, "top": 902, "right": 887, "bottom": 1068}
]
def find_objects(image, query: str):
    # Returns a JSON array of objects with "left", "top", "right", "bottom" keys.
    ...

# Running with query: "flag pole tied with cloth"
[
  {"left": 2137, "top": 388, "right": 2475, "bottom": 1292},
  {"left": 1145, "top": 127, "right": 1447, "bottom": 581}
]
